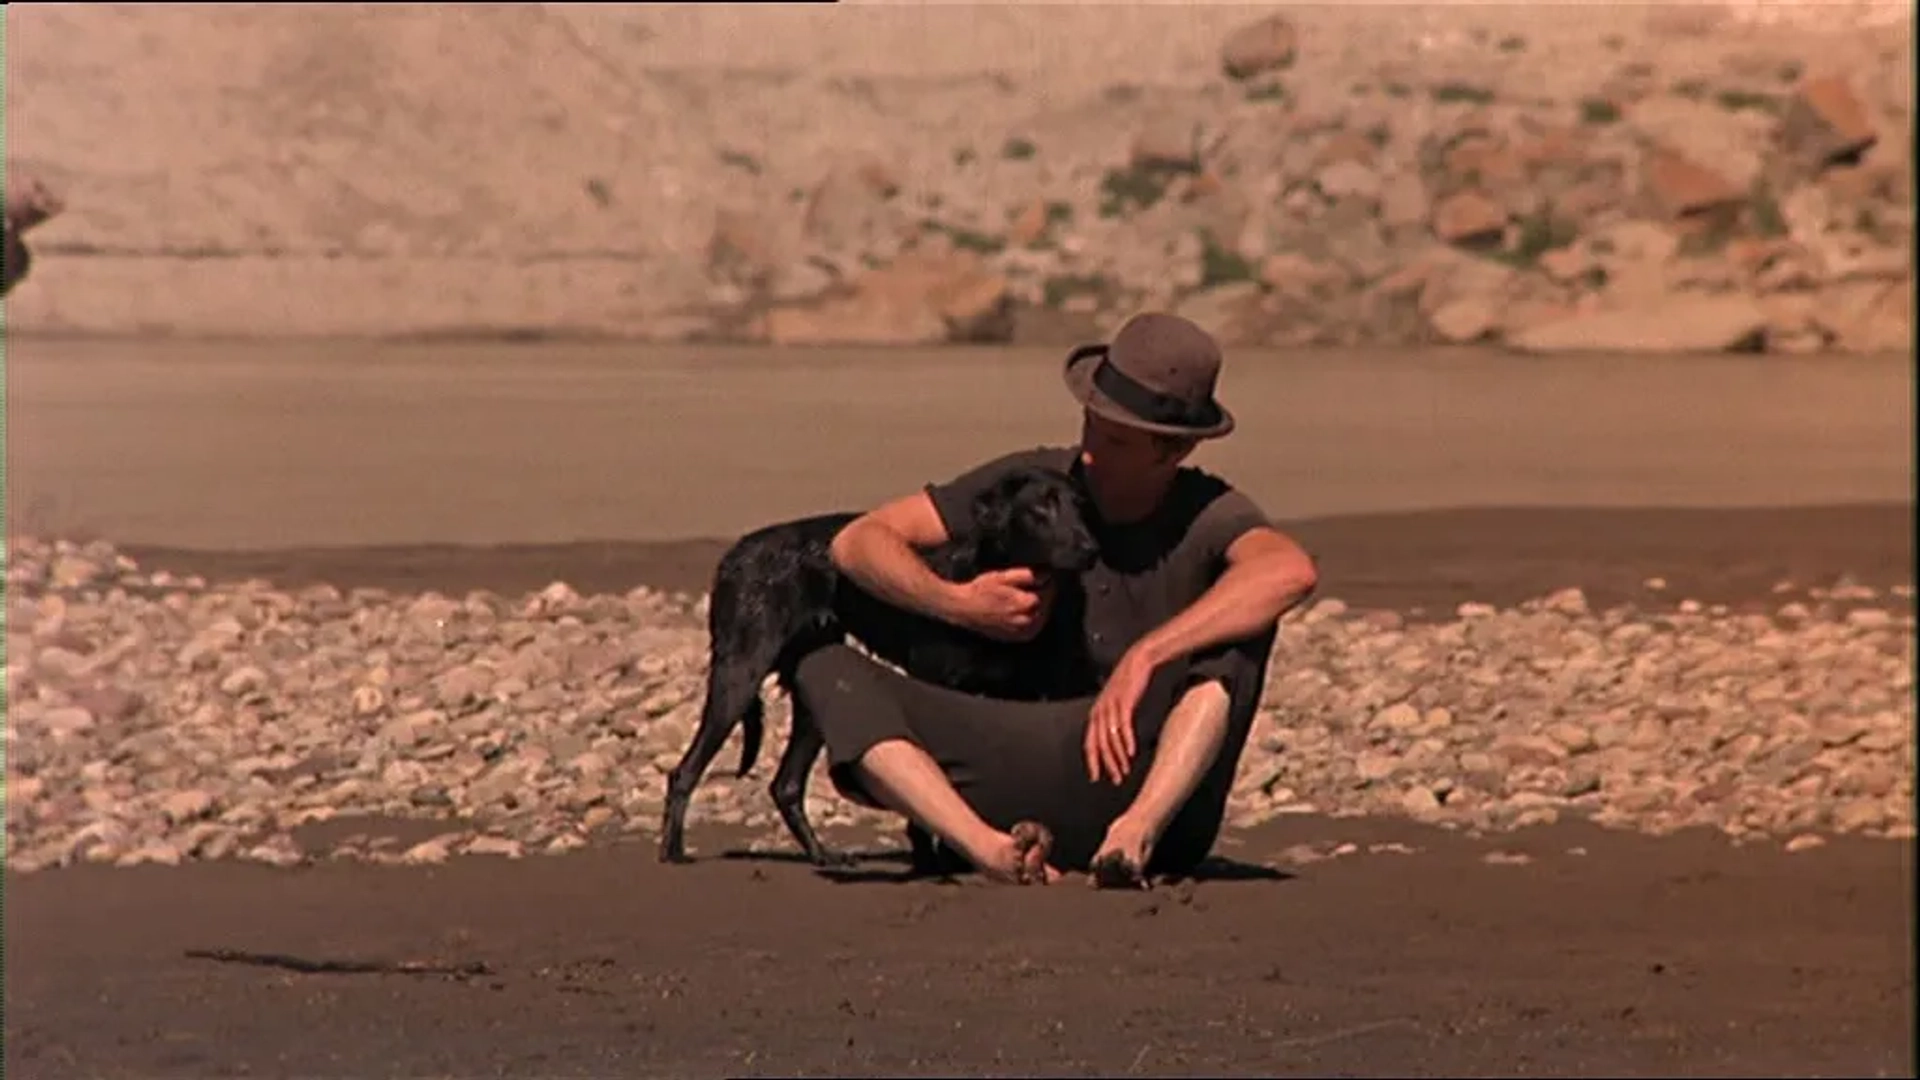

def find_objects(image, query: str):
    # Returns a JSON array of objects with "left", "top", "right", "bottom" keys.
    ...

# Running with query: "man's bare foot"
[
  {"left": 1089, "top": 817, "right": 1156, "bottom": 889},
  {"left": 968, "top": 821, "right": 1061, "bottom": 885}
]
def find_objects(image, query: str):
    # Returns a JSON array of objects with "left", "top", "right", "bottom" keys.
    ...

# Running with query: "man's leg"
[
  {"left": 790, "top": 644, "right": 1072, "bottom": 883},
  {"left": 1093, "top": 627, "right": 1278, "bottom": 882},
  {"left": 1090, "top": 679, "right": 1232, "bottom": 883},
  {"left": 853, "top": 741, "right": 1060, "bottom": 882}
]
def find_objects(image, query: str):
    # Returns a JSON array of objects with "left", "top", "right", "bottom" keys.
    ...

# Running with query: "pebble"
[{"left": 2, "top": 537, "right": 1913, "bottom": 875}]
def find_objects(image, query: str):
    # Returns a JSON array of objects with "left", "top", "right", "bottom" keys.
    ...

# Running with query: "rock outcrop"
[{"left": 4, "top": 5, "right": 1911, "bottom": 354}]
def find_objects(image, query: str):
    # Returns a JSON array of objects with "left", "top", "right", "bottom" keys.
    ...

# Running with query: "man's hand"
[
  {"left": 952, "top": 568, "right": 1046, "bottom": 642},
  {"left": 1085, "top": 645, "right": 1157, "bottom": 784}
]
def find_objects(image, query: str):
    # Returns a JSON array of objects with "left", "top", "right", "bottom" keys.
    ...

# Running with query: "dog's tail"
[{"left": 734, "top": 697, "right": 765, "bottom": 778}]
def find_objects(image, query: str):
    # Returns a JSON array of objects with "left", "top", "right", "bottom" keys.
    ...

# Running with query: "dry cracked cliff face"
[{"left": 5, "top": 3, "right": 1913, "bottom": 353}]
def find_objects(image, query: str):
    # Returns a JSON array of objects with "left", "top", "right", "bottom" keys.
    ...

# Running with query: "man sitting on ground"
[{"left": 794, "top": 312, "right": 1319, "bottom": 885}]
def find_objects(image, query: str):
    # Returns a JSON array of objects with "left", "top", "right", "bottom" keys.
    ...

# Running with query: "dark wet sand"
[
  {"left": 5, "top": 339, "right": 1914, "bottom": 1078},
  {"left": 6, "top": 819, "right": 1912, "bottom": 1079}
]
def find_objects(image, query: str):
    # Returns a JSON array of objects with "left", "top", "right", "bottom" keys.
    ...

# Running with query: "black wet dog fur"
[{"left": 658, "top": 466, "right": 1100, "bottom": 874}]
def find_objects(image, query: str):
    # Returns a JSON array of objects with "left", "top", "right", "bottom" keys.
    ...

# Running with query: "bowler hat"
[{"left": 1062, "top": 312, "right": 1236, "bottom": 439}]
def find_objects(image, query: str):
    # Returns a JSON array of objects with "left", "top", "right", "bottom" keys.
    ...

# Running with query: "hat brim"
[{"left": 1063, "top": 345, "right": 1236, "bottom": 440}]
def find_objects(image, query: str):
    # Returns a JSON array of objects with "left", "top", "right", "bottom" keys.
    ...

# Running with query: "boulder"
[
  {"left": 1315, "top": 131, "right": 1378, "bottom": 170},
  {"left": 1316, "top": 160, "right": 1383, "bottom": 206},
  {"left": 1429, "top": 297, "right": 1499, "bottom": 344},
  {"left": 1221, "top": 16, "right": 1298, "bottom": 80},
  {"left": 1779, "top": 76, "right": 1879, "bottom": 171},
  {"left": 1431, "top": 190, "right": 1508, "bottom": 246},
  {"left": 1259, "top": 253, "right": 1347, "bottom": 299},
  {"left": 1813, "top": 280, "right": 1913, "bottom": 353},
  {"left": 1174, "top": 281, "right": 1269, "bottom": 346},
  {"left": 1379, "top": 172, "right": 1431, "bottom": 230},
  {"left": 1538, "top": 246, "right": 1597, "bottom": 286},
  {"left": 1641, "top": 147, "right": 1744, "bottom": 219},
  {"left": 764, "top": 250, "right": 1011, "bottom": 347},
  {"left": 1007, "top": 201, "right": 1051, "bottom": 248},
  {"left": 802, "top": 162, "right": 907, "bottom": 255},
  {"left": 707, "top": 210, "right": 783, "bottom": 286},
  {"left": 1132, "top": 119, "right": 1202, "bottom": 173},
  {"left": 1628, "top": 97, "right": 1767, "bottom": 192},
  {"left": 1508, "top": 295, "right": 1769, "bottom": 354}
]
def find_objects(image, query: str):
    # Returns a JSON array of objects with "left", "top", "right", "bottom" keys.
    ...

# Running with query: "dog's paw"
[{"left": 809, "top": 848, "right": 858, "bottom": 869}]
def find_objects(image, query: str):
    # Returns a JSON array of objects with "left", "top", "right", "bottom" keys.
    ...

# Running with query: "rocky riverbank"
[
  {"left": 6, "top": 536, "right": 1912, "bottom": 874},
  {"left": 4, "top": 5, "right": 1911, "bottom": 353}
]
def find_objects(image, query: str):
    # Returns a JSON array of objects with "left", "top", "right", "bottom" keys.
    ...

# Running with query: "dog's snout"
[{"left": 1066, "top": 530, "right": 1099, "bottom": 571}]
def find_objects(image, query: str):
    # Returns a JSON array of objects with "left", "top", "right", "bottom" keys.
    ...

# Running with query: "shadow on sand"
[{"left": 719, "top": 847, "right": 1295, "bottom": 886}]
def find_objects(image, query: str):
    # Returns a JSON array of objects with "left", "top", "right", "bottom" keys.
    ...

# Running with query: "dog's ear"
[{"left": 970, "top": 474, "right": 1023, "bottom": 538}]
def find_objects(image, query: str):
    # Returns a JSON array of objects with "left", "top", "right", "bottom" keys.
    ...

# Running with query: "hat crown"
[
  {"left": 1106, "top": 312, "right": 1222, "bottom": 407},
  {"left": 1060, "top": 310, "right": 1236, "bottom": 440}
]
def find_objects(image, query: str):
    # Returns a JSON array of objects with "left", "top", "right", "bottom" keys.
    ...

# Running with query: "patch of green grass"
[
  {"left": 717, "top": 149, "right": 763, "bottom": 176},
  {"left": 1777, "top": 60, "right": 1804, "bottom": 84},
  {"left": 1097, "top": 166, "right": 1172, "bottom": 218},
  {"left": 953, "top": 146, "right": 978, "bottom": 167},
  {"left": 1001, "top": 137, "right": 1038, "bottom": 161},
  {"left": 1579, "top": 98, "right": 1622, "bottom": 125},
  {"left": 1365, "top": 123, "right": 1392, "bottom": 149},
  {"left": 1245, "top": 81, "right": 1288, "bottom": 103},
  {"left": 1350, "top": 82, "right": 1373, "bottom": 97},
  {"left": 1714, "top": 89, "right": 1783, "bottom": 115},
  {"left": 1045, "top": 201, "right": 1074, "bottom": 227},
  {"left": 1196, "top": 230, "right": 1256, "bottom": 289},
  {"left": 1750, "top": 183, "right": 1789, "bottom": 239},
  {"left": 1384, "top": 81, "right": 1413, "bottom": 99},
  {"left": 582, "top": 178, "right": 612, "bottom": 208},
  {"left": 1514, "top": 211, "right": 1577, "bottom": 264},
  {"left": 1497, "top": 35, "right": 1527, "bottom": 53},
  {"left": 1486, "top": 209, "right": 1577, "bottom": 269},
  {"left": 1671, "top": 78, "right": 1711, "bottom": 101},
  {"left": 1430, "top": 81, "right": 1495, "bottom": 105},
  {"left": 921, "top": 219, "right": 1006, "bottom": 255},
  {"left": 788, "top": 187, "right": 808, "bottom": 204},
  {"left": 1042, "top": 273, "right": 1112, "bottom": 308}
]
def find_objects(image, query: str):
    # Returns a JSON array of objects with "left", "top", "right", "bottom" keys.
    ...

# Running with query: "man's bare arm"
[
  {"left": 1131, "top": 526, "right": 1319, "bottom": 670},
  {"left": 828, "top": 492, "right": 968, "bottom": 623}
]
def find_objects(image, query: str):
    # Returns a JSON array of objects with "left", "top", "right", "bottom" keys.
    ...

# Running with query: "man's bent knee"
[
  {"left": 1177, "top": 678, "right": 1233, "bottom": 720},
  {"left": 791, "top": 642, "right": 876, "bottom": 697}
]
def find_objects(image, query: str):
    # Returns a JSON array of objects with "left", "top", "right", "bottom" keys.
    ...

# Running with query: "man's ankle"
[
  {"left": 946, "top": 823, "right": 1017, "bottom": 870},
  {"left": 1126, "top": 808, "right": 1174, "bottom": 850}
]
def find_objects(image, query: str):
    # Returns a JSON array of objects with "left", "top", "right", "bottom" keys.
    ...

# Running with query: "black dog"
[{"left": 658, "top": 466, "right": 1099, "bottom": 873}]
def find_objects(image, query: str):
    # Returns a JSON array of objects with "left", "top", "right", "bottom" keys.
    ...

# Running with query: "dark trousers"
[{"left": 790, "top": 632, "right": 1274, "bottom": 876}]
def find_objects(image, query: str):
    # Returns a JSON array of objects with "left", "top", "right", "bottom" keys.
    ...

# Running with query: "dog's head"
[
  {"left": 969, "top": 466, "right": 1099, "bottom": 578},
  {"left": 5, "top": 176, "right": 64, "bottom": 233}
]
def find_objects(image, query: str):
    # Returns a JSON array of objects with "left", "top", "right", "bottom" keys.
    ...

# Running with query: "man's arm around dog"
[{"left": 829, "top": 492, "right": 1044, "bottom": 643}]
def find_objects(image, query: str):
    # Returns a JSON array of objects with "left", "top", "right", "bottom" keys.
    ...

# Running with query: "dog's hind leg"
[
  {"left": 770, "top": 700, "right": 855, "bottom": 868},
  {"left": 659, "top": 680, "right": 763, "bottom": 865},
  {"left": 905, "top": 822, "right": 948, "bottom": 878}
]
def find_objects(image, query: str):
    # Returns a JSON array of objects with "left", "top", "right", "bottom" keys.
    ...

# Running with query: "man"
[
  {"left": 4, "top": 172, "right": 65, "bottom": 298},
  {"left": 794, "top": 312, "right": 1319, "bottom": 885}
]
